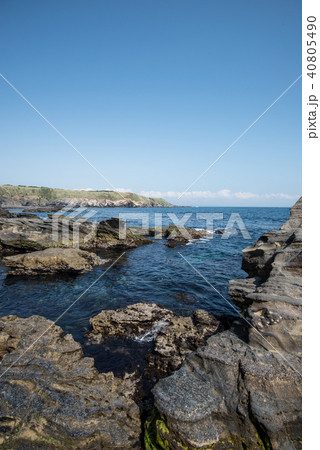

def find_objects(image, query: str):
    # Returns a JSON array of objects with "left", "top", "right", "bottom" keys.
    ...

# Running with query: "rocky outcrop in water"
[
  {"left": 130, "top": 224, "right": 214, "bottom": 247},
  {"left": 88, "top": 303, "right": 220, "bottom": 377},
  {"left": 0, "top": 315, "right": 141, "bottom": 449},
  {"left": 88, "top": 303, "right": 175, "bottom": 342},
  {"left": 165, "top": 224, "right": 211, "bottom": 247},
  {"left": 0, "top": 216, "right": 151, "bottom": 254},
  {"left": 128, "top": 225, "right": 212, "bottom": 246},
  {"left": 151, "top": 198, "right": 302, "bottom": 449},
  {"left": 3, "top": 247, "right": 106, "bottom": 275}
]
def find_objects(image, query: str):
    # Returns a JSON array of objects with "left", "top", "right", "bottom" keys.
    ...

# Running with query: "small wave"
[
  {"left": 194, "top": 228, "right": 214, "bottom": 234},
  {"left": 133, "top": 321, "right": 168, "bottom": 343},
  {"left": 224, "top": 228, "right": 239, "bottom": 235},
  {"left": 186, "top": 236, "right": 212, "bottom": 246}
]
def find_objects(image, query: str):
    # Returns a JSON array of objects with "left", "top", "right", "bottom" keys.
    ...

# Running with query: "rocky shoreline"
[
  {"left": 151, "top": 198, "right": 302, "bottom": 449},
  {"left": 0, "top": 199, "right": 302, "bottom": 448},
  {"left": 0, "top": 211, "right": 218, "bottom": 265}
]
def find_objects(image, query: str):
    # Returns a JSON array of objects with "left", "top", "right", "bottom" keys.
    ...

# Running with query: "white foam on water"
[
  {"left": 194, "top": 228, "right": 214, "bottom": 234},
  {"left": 186, "top": 235, "right": 212, "bottom": 245},
  {"left": 133, "top": 321, "right": 168, "bottom": 343}
]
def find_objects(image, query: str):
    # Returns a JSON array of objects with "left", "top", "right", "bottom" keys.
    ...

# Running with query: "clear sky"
[{"left": 0, "top": 0, "right": 301, "bottom": 206}]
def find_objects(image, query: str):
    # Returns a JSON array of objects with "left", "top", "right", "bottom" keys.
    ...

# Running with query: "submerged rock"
[
  {"left": 0, "top": 315, "right": 141, "bottom": 449},
  {"left": 3, "top": 247, "right": 106, "bottom": 275},
  {"left": 152, "top": 198, "right": 302, "bottom": 449}
]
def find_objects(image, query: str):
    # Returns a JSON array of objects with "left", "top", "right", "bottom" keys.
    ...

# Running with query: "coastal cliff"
[
  {"left": 151, "top": 198, "right": 302, "bottom": 449},
  {"left": 0, "top": 185, "right": 172, "bottom": 208}
]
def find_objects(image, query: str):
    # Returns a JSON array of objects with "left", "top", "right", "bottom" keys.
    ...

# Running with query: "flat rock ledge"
[
  {"left": 3, "top": 247, "right": 106, "bottom": 275},
  {"left": 151, "top": 198, "right": 302, "bottom": 449},
  {"left": 87, "top": 303, "right": 220, "bottom": 376},
  {"left": 0, "top": 216, "right": 151, "bottom": 254},
  {"left": 0, "top": 315, "right": 141, "bottom": 449}
]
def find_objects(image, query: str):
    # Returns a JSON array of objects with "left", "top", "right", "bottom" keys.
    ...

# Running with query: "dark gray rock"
[
  {"left": 0, "top": 315, "right": 141, "bottom": 448},
  {"left": 149, "top": 310, "right": 220, "bottom": 376},
  {"left": 153, "top": 331, "right": 301, "bottom": 449},
  {"left": 232, "top": 197, "right": 302, "bottom": 354},
  {"left": 165, "top": 224, "right": 211, "bottom": 247}
]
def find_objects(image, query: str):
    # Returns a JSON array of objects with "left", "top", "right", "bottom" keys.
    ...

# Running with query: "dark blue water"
[{"left": 0, "top": 207, "right": 289, "bottom": 374}]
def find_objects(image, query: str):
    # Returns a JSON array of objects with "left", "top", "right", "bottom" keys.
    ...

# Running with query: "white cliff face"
[{"left": 152, "top": 198, "right": 302, "bottom": 450}]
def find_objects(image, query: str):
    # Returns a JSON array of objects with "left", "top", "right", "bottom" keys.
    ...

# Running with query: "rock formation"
[
  {"left": 0, "top": 216, "right": 151, "bottom": 254},
  {"left": 0, "top": 315, "right": 141, "bottom": 448},
  {"left": 129, "top": 225, "right": 214, "bottom": 247},
  {"left": 3, "top": 247, "right": 106, "bottom": 275},
  {"left": 148, "top": 309, "right": 220, "bottom": 376},
  {"left": 165, "top": 224, "right": 211, "bottom": 247},
  {"left": 88, "top": 303, "right": 175, "bottom": 341},
  {"left": 87, "top": 303, "right": 220, "bottom": 377},
  {"left": 0, "top": 209, "right": 37, "bottom": 219},
  {"left": 151, "top": 198, "right": 302, "bottom": 449}
]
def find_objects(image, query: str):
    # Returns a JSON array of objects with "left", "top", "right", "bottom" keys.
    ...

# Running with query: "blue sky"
[{"left": 0, "top": 0, "right": 301, "bottom": 206}]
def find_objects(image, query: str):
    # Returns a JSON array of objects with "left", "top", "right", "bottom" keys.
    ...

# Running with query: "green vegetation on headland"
[{"left": 0, "top": 184, "right": 172, "bottom": 207}]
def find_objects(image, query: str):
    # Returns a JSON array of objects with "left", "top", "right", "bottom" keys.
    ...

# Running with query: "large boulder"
[
  {"left": 3, "top": 247, "right": 106, "bottom": 275},
  {"left": 0, "top": 315, "right": 141, "bottom": 449},
  {"left": 152, "top": 198, "right": 302, "bottom": 449}
]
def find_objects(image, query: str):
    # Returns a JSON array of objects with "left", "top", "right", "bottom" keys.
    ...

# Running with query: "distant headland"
[{"left": 0, "top": 184, "right": 172, "bottom": 209}]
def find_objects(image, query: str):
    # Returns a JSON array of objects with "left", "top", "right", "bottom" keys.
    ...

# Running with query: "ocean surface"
[{"left": 0, "top": 206, "right": 289, "bottom": 375}]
